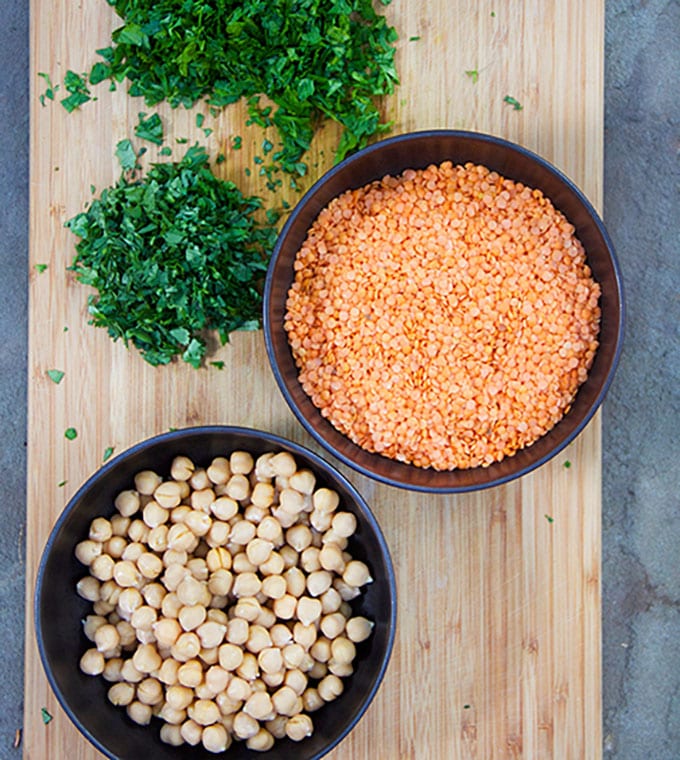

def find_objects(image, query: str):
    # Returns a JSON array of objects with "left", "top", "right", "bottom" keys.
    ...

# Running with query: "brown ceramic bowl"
[
  {"left": 263, "top": 130, "right": 624, "bottom": 492},
  {"left": 35, "top": 426, "right": 396, "bottom": 759}
]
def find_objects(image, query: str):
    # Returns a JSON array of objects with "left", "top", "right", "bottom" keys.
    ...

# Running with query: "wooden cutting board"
[{"left": 25, "top": 1, "right": 604, "bottom": 757}]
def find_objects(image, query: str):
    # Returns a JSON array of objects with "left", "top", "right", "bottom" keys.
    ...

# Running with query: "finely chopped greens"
[
  {"left": 73, "top": 0, "right": 399, "bottom": 173},
  {"left": 66, "top": 144, "right": 278, "bottom": 368}
]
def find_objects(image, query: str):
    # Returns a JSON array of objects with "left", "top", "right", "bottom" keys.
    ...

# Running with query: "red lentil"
[{"left": 284, "top": 161, "right": 601, "bottom": 470}]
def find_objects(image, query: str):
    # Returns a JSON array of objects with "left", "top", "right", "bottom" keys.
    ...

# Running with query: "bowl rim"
[
  {"left": 35, "top": 424, "right": 398, "bottom": 760},
  {"left": 263, "top": 129, "right": 625, "bottom": 493}
]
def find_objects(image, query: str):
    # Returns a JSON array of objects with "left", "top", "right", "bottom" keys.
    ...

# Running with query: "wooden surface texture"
[{"left": 25, "top": 0, "right": 604, "bottom": 757}]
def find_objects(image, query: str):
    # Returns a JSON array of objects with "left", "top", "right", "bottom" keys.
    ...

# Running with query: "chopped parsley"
[
  {"left": 210, "top": 361, "right": 225, "bottom": 370},
  {"left": 64, "top": 427, "right": 78, "bottom": 440},
  {"left": 61, "top": 70, "right": 91, "bottom": 113},
  {"left": 102, "top": 446, "right": 115, "bottom": 462},
  {"left": 46, "top": 369, "right": 65, "bottom": 384},
  {"left": 40, "top": 708, "right": 53, "bottom": 725},
  {"left": 57, "top": 480, "right": 67, "bottom": 487},
  {"left": 34, "top": 263, "right": 48, "bottom": 274},
  {"left": 545, "top": 514, "right": 554, "bottom": 523},
  {"left": 503, "top": 95, "right": 523, "bottom": 111},
  {"left": 134, "top": 112, "right": 164, "bottom": 145},
  {"left": 564, "top": 460, "right": 572, "bottom": 469},
  {"left": 465, "top": 69, "right": 479, "bottom": 84},
  {"left": 114, "top": 138, "right": 137, "bottom": 172},
  {"left": 66, "top": 144, "right": 278, "bottom": 368},
  {"left": 38, "top": 73, "right": 59, "bottom": 106}
]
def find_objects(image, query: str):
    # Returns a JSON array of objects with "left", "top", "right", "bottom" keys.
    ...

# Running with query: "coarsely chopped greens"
[
  {"left": 66, "top": 144, "right": 278, "bottom": 368},
  {"left": 78, "top": 0, "right": 399, "bottom": 172}
]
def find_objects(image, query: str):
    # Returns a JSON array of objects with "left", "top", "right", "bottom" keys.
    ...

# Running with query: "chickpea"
[
  {"left": 176, "top": 576, "right": 205, "bottom": 606},
  {"left": 204, "top": 665, "right": 230, "bottom": 694},
  {"left": 127, "top": 700, "right": 153, "bottom": 725},
  {"left": 310, "top": 637, "right": 331, "bottom": 663},
  {"left": 127, "top": 519, "right": 150, "bottom": 544},
  {"left": 202, "top": 723, "right": 231, "bottom": 753},
  {"left": 342, "top": 559, "right": 372, "bottom": 587},
  {"left": 269, "top": 452, "right": 296, "bottom": 478},
  {"left": 328, "top": 659, "right": 354, "bottom": 677},
  {"left": 190, "top": 488, "right": 215, "bottom": 514},
  {"left": 153, "top": 617, "right": 181, "bottom": 648},
  {"left": 227, "top": 450, "right": 252, "bottom": 475},
  {"left": 137, "top": 552, "right": 163, "bottom": 579},
  {"left": 319, "top": 543, "right": 345, "bottom": 573},
  {"left": 177, "top": 658, "right": 203, "bottom": 688},
  {"left": 163, "top": 548, "right": 189, "bottom": 569},
  {"left": 330, "top": 636, "right": 356, "bottom": 664},
  {"left": 246, "top": 727, "right": 275, "bottom": 752},
  {"left": 121, "top": 541, "right": 145, "bottom": 563},
  {"left": 226, "top": 676, "right": 251, "bottom": 702},
  {"left": 259, "top": 551, "right": 285, "bottom": 577},
  {"left": 233, "top": 596, "right": 261, "bottom": 622},
  {"left": 272, "top": 594, "right": 297, "bottom": 620},
  {"left": 286, "top": 713, "right": 313, "bottom": 741},
  {"left": 179, "top": 718, "right": 203, "bottom": 746},
  {"left": 141, "top": 582, "right": 166, "bottom": 609},
  {"left": 170, "top": 505, "right": 192, "bottom": 524},
  {"left": 272, "top": 686, "right": 302, "bottom": 717},
  {"left": 232, "top": 710, "right": 259, "bottom": 740},
  {"left": 102, "top": 657, "right": 123, "bottom": 682},
  {"left": 225, "top": 474, "right": 250, "bottom": 502},
  {"left": 302, "top": 687, "right": 324, "bottom": 713},
  {"left": 131, "top": 605, "right": 157, "bottom": 633},
  {"left": 178, "top": 604, "right": 206, "bottom": 632},
  {"left": 89, "top": 554, "right": 114, "bottom": 582},
  {"left": 153, "top": 480, "right": 182, "bottom": 509},
  {"left": 120, "top": 659, "right": 144, "bottom": 683},
  {"left": 147, "top": 525, "right": 169, "bottom": 553},
  {"left": 94, "top": 623, "right": 120, "bottom": 654},
  {"left": 161, "top": 592, "right": 183, "bottom": 619},
  {"left": 208, "top": 568, "right": 233, "bottom": 597},
  {"left": 279, "top": 544, "right": 299, "bottom": 569},
  {"left": 226, "top": 617, "right": 249, "bottom": 645},
  {"left": 237, "top": 651, "right": 259, "bottom": 682},
  {"left": 159, "top": 722, "right": 184, "bottom": 745},
  {"left": 216, "top": 642, "right": 243, "bottom": 671},
  {"left": 187, "top": 466, "right": 209, "bottom": 490},
  {"left": 112, "top": 559, "right": 142, "bottom": 588},
  {"left": 230, "top": 519, "right": 256, "bottom": 545},
  {"left": 142, "top": 500, "right": 169, "bottom": 529},
  {"left": 206, "top": 520, "right": 230, "bottom": 548},
  {"left": 115, "top": 490, "right": 140, "bottom": 517},
  {"left": 105, "top": 535, "right": 128, "bottom": 559},
  {"left": 254, "top": 606, "right": 277, "bottom": 629},
  {"left": 108, "top": 681, "right": 135, "bottom": 707},
  {"left": 134, "top": 470, "right": 161, "bottom": 496},
  {"left": 171, "top": 455, "right": 195, "bottom": 482},
  {"left": 288, "top": 468, "right": 316, "bottom": 495},
  {"left": 296, "top": 597, "right": 322, "bottom": 627},
  {"left": 286, "top": 524, "right": 312, "bottom": 553},
  {"left": 233, "top": 572, "right": 262, "bottom": 598},
  {"left": 157, "top": 657, "right": 181, "bottom": 686},
  {"left": 110, "top": 514, "right": 131, "bottom": 536},
  {"left": 257, "top": 647, "right": 284, "bottom": 676},
  {"left": 137, "top": 677, "right": 163, "bottom": 706},
  {"left": 79, "top": 648, "right": 105, "bottom": 676},
  {"left": 279, "top": 488, "right": 305, "bottom": 516},
  {"left": 281, "top": 643, "right": 305, "bottom": 669},
  {"left": 318, "top": 673, "right": 344, "bottom": 702},
  {"left": 211, "top": 496, "right": 239, "bottom": 521},
  {"left": 197, "top": 621, "right": 226, "bottom": 649},
  {"left": 92, "top": 600, "right": 115, "bottom": 616},
  {"left": 320, "top": 612, "right": 346, "bottom": 640},
  {"left": 171, "top": 632, "right": 201, "bottom": 663},
  {"left": 82, "top": 614, "right": 107, "bottom": 641},
  {"left": 250, "top": 482, "right": 275, "bottom": 509},
  {"left": 206, "top": 547, "right": 231, "bottom": 572},
  {"left": 310, "top": 508, "right": 333, "bottom": 533},
  {"left": 261, "top": 574, "right": 287, "bottom": 600},
  {"left": 333, "top": 577, "right": 361, "bottom": 601},
  {"left": 199, "top": 647, "right": 219, "bottom": 667},
  {"left": 76, "top": 575, "right": 101, "bottom": 602},
  {"left": 167, "top": 523, "right": 197, "bottom": 553},
  {"left": 271, "top": 506, "right": 298, "bottom": 529}
]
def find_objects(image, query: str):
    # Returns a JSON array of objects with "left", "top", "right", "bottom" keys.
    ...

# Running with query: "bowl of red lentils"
[
  {"left": 35, "top": 426, "right": 396, "bottom": 759},
  {"left": 264, "top": 130, "right": 624, "bottom": 491}
]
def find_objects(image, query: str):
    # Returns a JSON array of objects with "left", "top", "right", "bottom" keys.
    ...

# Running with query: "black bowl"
[
  {"left": 263, "top": 130, "right": 624, "bottom": 492},
  {"left": 35, "top": 426, "right": 396, "bottom": 760}
]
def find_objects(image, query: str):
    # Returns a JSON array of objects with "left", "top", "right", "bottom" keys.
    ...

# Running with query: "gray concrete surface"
[{"left": 0, "top": 0, "right": 678, "bottom": 757}]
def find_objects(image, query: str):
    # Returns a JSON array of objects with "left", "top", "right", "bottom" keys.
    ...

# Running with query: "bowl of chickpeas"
[
  {"left": 263, "top": 129, "right": 624, "bottom": 491},
  {"left": 35, "top": 426, "right": 396, "bottom": 759}
]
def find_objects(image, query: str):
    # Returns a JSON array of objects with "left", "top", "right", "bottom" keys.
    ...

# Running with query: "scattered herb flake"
[
  {"left": 262, "top": 139, "right": 274, "bottom": 155},
  {"left": 168, "top": 426, "right": 178, "bottom": 432},
  {"left": 46, "top": 369, "right": 65, "bottom": 384},
  {"left": 61, "top": 70, "right": 91, "bottom": 112},
  {"left": 232, "top": 136, "right": 242, "bottom": 150},
  {"left": 35, "top": 263, "right": 48, "bottom": 274},
  {"left": 66, "top": 144, "right": 278, "bottom": 368},
  {"left": 64, "top": 427, "right": 78, "bottom": 440},
  {"left": 41, "top": 708, "right": 53, "bottom": 725},
  {"left": 38, "top": 73, "right": 59, "bottom": 106},
  {"left": 115, "top": 138, "right": 137, "bottom": 171},
  {"left": 503, "top": 95, "right": 523, "bottom": 111},
  {"left": 63, "top": 326, "right": 69, "bottom": 332},
  {"left": 57, "top": 480, "right": 67, "bottom": 487},
  {"left": 409, "top": 35, "right": 421, "bottom": 41},
  {"left": 491, "top": 10, "right": 496, "bottom": 17},
  {"left": 545, "top": 514, "right": 554, "bottom": 523},
  {"left": 564, "top": 460, "right": 572, "bottom": 469},
  {"left": 134, "top": 112, "right": 164, "bottom": 145},
  {"left": 159, "top": 146, "right": 172, "bottom": 156},
  {"left": 465, "top": 69, "right": 479, "bottom": 84},
  {"left": 215, "top": 153, "right": 226, "bottom": 164},
  {"left": 176, "top": 137, "right": 188, "bottom": 144},
  {"left": 210, "top": 360, "right": 225, "bottom": 370},
  {"left": 203, "top": 127, "right": 213, "bottom": 137},
  {"left": 195, "top": 113, "right": 205, "bottom": 128},
  {"left": 463, "top": 704, "right": 471, "bottom": 709},
  {"left": 103, "top": 446, "right": 115, "bottom": 462}
]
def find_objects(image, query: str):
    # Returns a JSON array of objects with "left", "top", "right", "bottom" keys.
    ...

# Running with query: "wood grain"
[{"left": 25, "top": 0, "right": 604, "bottom": 757}]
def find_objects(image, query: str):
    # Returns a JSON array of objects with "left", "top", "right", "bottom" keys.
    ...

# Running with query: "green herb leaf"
[
  {"left": 545, "top": 514, "right": 554, "bottom": 523},
  {"left": 564, "top": 460, "right": 572, "bottom": 468},
  {"left": 115, "top": 138, "right": 137, "bottom": 171},
  {"left": 38, "top": 73, "right": 59, "bottom": 106},
  {"left": 64, "top": 427, "right": 78, "bottom": 440},
  {"left": 210, "top": 360, "right": 225, "bottom": 370},
  {"left": 232, "top": 136, "right": 242, "bottom": 150},
  {"left": 46, "top": 369, "right": 65, "bottom": 384},
  {"left": 41, "top": 708, "right": 53, "bottom": 725},
  {"left": 57, "top": 480, "right": 67, "bottom": 487},
  {"left": 102, "top": 446, "right": 115, "bottom": 462},
  {"left": 503, "top": 95, "right": 523, "bottom": 111},
  {"left": 61, "top": 70, "right": 91, "bottom": 112},
  {"left": 409, "top": 36, "right": 421, "bottom": 41},
  {"left": 35, "top": 263, "right": 48, "bottom": 274},
  {"left": 195, "top": 113, "right": 205, "bottom": 128},
  {"left": 159, "top": 146, "right": 172, "bottom": 156},
  {"left": 134, "top": 112, "right": 164, "bottom": 145},
  {"left": 465, "top": 69, "right": 479, "bottom": 84}
]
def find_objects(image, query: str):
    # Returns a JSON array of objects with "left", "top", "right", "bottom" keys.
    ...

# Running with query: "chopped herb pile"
[
  {"left": 66, "top": 144, "right": 278, "bottom": 368},
  {"left": 503, "top": 95, "right": 523, "bottom": 111},
  {"left": 69, "top": 0, "right": 399, "bottom": 172}
]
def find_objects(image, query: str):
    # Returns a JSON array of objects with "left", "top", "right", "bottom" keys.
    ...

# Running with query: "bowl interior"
[
  {"left": 264, "top": 130, "right": 624, "bottom": 491},
  {"left": 36, "top": 427, "right": 396, "bottom": 760}
]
